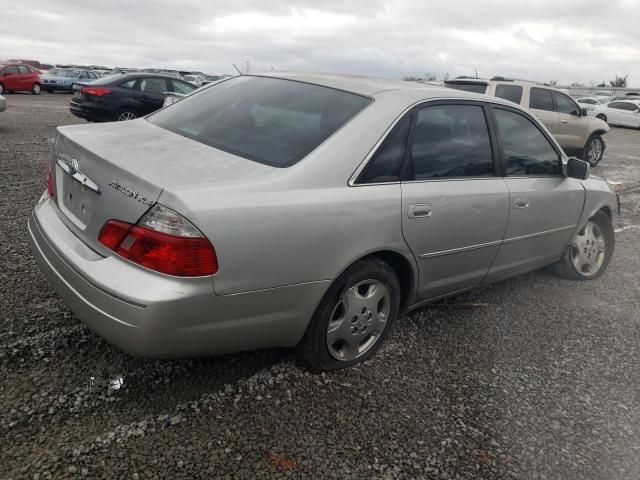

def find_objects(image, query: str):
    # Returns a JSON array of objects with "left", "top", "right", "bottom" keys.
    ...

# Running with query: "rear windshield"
[
  {"left": 148, "top": 76, "right": 372, "bottom": 167},
  {"left": 444, "top": 82, "right": 488, "bottom": 94}
]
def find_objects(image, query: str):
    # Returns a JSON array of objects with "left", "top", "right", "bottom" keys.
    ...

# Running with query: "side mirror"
[
  {"left": 566, "top": 158, "right": 590, "bottom": 180},
  {"left": 580, "top": 107, "right": 588, "bottom": 116}
]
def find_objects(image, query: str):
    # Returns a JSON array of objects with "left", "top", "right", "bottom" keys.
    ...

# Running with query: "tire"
[
  {"left": 596, "top": 114, "right": 607, "bottom": 123},
  {"left": 114, "top": 109, "right": 138, "bottom": 121},
  {"left": 553, "top": 211, "right": 614, "bottom": 281},
  {"left": 582, "top": 134, "right": 605, "bottom": 167},
  {"left": 296, "top": 257, "right": 401, "bottom": 372},
  {"left": 31, "top": 83, "right": 41, "bottom": 95},
  {"left": 0, "top": 83, "right": 4, "bottom": 95}
]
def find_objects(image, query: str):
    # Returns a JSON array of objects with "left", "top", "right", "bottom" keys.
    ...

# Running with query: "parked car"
[
  {"left": 91, "top": 69, "right": 111, "bottom": 78},
  {"left": 30, "top": 73, "right": 617, "bottom": 371},
  {"left": 183, "top": 74, "right": 205, "bottom": 87},
  {"left": 38, "top": 64, "right": 56, "bottom": 74},
  {"left": 69, "top": 73, "right": 197, "bottom": 122},
  {"left": 591, "top": 100, "right": 640, "bottom": 128},
  {"left": 0, "top": 63, "right": 41, "bottom": 94},
  {"left": 444, "top": 77, "right": 609, "bottom": 166},
  {"left": 577, "top": 97, "right": 602, "bottom": 111},
  {"left": 0, "top": 94, "right": 6, "bottom": 112},
  {"left": 593, "top": 90, "right": 613, "bottom": 103},
  {"left": 41, "top": 69, "right": 98, "bottom": 93}
]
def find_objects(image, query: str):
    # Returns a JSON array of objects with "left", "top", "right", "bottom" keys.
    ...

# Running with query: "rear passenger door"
[
  {"left": 136, "top": 78, "right": 170, "bottom": 115},
  {"left": 528, "top": 87, "right": 560, "bottom": 137},
  {"left": 3, "top": 65, "right": 21, "bottom": 90},
  {"left": 486, "top": 106, "right": 584, "bottom": 281},
  {"left": 400, "top": 101, "right": 510, "bottom": 301}
]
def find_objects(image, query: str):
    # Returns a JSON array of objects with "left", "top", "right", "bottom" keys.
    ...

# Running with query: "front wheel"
[
  {"left": 31, "top": 83, "right": 41, "bottom": 95},
  {"left": 553, "top": 211, "right": 614, "bottom": 280},
  {"left": 583, "top": 134, "right": 605, "bottom": 167},
  {"left": 296, "top": 257, "right": 401, "bottom": 372}
]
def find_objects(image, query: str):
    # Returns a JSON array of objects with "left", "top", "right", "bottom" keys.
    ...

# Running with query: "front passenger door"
[
  {"left": 400, "top": 102, "right": 510, "bottom": 301},
  {"left": 552, "top": 91, "right": 585, "bottom": 151},
  {"left": 487, "top": 107, "right": 585, "bottom": 281}
]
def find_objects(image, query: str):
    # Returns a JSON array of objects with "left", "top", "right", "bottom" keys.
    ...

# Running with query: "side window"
[
  {"left": 620, "top": 103, "right": 638, "bottom": 111},
  {"left": 120, "top": 79, "right": 137, "bottom": 89},
  {"left": 494, "top": 108, "right": 561, "bottom": 176},
  {"left": 140, "top": 78, "right": 168, "bottom": 94},
  {"left": 608, "top": 102, "right": 623, "bottom": 110},
  {"left": 357, "top": 115, "right": 411, "bottom": 184},
  {"left": 410, "top": 104, "right": 494, "bottom": 179},
  {"left": 529, "top": 88, "right": 554, "bottom": 111},
  {"left": 171, "top": 80, "right": 196, "bottom": 94},
  {"left": 6, "top": 66, "right": 20, "bottom": 74},
  {"left": 18, "top": 65, "right": 31, "bottom": 74},
  {"left": 552, "top": 92, "right": 579, "bottom": 115},
  {"left": 79, "top": 72, "right": 88, "bottom": 79},
  {"left": 495, "top": 84, "right": 523, "bottom": 104}
]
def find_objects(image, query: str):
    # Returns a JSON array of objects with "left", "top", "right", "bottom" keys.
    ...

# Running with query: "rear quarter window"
[
  {"left": 529, "top": 88, "right": 554, "bottom": 111},
  {"left": 495, "top": 84, "right": 523, "bottom": 104}
]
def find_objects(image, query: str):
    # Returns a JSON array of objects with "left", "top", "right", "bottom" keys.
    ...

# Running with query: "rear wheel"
[
  {"left": 0, "top": 83, "right": 4, "bottom": 95},
  {"left": 553, "top": 211, "right": 614, "bottom": 280},
  {"left": 114, "top": 109, "right": 138, "bottom": 121},
  {"left": 31, "top": 83, "right": 41, "bottom": 95},
  {"left": 296, "top": 257, "right": 400, "bottom": 372},
  {"left": 582, "top": 134, "right": 605, "bottom": 167}
]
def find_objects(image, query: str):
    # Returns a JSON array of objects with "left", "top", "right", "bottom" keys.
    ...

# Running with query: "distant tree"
[
  {"left": 609, "top": 75, "right": 628, "bottom": 87},
  {"left": 597, "top": 82, "right": 606, "bottom": 87},
  {"left": 570, "top": 81, "right": 585, "bottom": 87},
  {"left": 425, "top": 73, "right": 437, "bottom": 82},
  {"left": 403, "top": 75, "right": 424, "bottom": 82},
  {"left": 548, "top": 80, "right": 558, "bottom": 86}
]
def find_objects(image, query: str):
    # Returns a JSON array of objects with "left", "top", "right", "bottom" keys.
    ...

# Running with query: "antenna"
[
  {"left": 474, "top": 67, "right": 479, "bottom": 79},
  {"left": 232, "top": 63, "right": 242, "bottom": 75}
]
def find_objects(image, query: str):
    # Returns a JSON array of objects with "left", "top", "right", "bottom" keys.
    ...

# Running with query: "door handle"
[
  {"left": 514, "top": 197, "right": 530, "bottom": 209},
  {"left": 408, "top": 204, "right": 432, "bottom": 218},
  {"left": 561, "top": 119, "right": 569, "bottom": 124}
]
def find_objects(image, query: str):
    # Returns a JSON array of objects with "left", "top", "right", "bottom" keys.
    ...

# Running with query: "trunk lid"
[{"left": 50, "top": 119, "right": 274, "bottom": 254}]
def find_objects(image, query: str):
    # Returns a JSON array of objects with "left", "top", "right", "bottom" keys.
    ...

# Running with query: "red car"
[{"left": 0, "top": 63, "right": 41, "bottom": 95}]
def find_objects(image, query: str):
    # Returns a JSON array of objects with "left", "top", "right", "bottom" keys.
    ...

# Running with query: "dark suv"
[{"left": 69, "top": 73, "right": 197, "bottom": 122}]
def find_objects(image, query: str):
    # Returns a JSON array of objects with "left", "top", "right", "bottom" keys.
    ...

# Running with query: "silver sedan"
[{"left": 29, "top": 72, "right": 617, "bottom": 371}]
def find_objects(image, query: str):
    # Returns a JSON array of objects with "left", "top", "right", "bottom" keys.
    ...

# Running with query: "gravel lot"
[{"left": 1, "top": 92, "right": 639, "bottom": 480}]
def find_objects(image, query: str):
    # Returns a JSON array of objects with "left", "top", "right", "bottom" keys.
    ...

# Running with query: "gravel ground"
[{"left": 1, "top": 93, "right": 639, "bottom": 480}]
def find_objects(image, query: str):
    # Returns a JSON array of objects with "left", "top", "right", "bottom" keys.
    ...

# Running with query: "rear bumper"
[
  {"left": 28, "top": 195, "right": 328, "bottom": 358},
  {"left": 69, "top": 103, "right": 112, "bottom": 122}
]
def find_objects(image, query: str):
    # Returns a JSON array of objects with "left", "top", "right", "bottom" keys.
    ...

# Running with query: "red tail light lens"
[
  {"left": 98, "top": 205, "right": 218, "bottom": 277},
  {"left": 80, "top": 86, "right": 112, "bottom": 96},
  {"left": 47, "top": 162, "right": 54, "bottom": 197}
]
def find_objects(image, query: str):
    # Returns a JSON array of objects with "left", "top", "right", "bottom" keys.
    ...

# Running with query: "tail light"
[
  {"left": 80, "top": 86, "right": 112, "bottom": 97},
  {"left": 47, "top": 162, "right": 54, "bottom": 197},
  {"left": 98, "top": 204, "right": 218, "bottom": 277}
]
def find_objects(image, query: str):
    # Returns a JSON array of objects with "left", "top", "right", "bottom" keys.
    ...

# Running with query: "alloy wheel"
[
  {"left": 32, "top": 84, "right": 41, "bottom": 94},
  {"left": 570, "top": 220, "right": 606, "bottom": 277},
  {"left": 587, "top": 138, "right": 603, "bottom": 165},
  {"left": 326, "top": 279, "right": 391, "bottom": 361},
  {"left": 117, "top": 111, "right": 137, "bottom": 121}
]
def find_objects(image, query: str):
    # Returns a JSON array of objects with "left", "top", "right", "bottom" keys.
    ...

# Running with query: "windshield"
[
  {"left": 148, "top": 76, "right": 372, "bottom": 167},
  {"left": 55, "top": 70, "right": 81, "bottom": 78}
]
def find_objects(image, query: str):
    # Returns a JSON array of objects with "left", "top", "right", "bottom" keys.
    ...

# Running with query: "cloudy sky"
[{"left": 2, "top": 0, "right": 639, "bottom": 85}]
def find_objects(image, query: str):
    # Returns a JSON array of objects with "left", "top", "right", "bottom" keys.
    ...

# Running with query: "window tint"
[
  {"left": 149, "top": 76, "right": 371, "bottom": 167},
  {"left": 495, "top": 84, "right": 523, "bottom": 104},
  {"left": 18, "top": 65, "right": 31, "bottom": 74},
  {"left": 608, "top": 102, "right": 624, "bottom": 109},
  {"left": 357, "top": 115, "right": 411, "bottom": 184},
  {"left": 615, "top": 103, "right": 638, "bottom": 111},
  {"left": 444, "top": 82, "right": 488, "bottom": 94},
  {"left": 171, "top": 80, "right": 196, "bottom": 94},
  {"left": 120, "top": 79, "right": 136, "bottom": 89},
  {"left": 410, "top": 104, "right": 493, "bottom": 179},
  {"left": 494, "top": 109, "right": 561, "bottom": 176},
  {"left": 552, "top": 92, "right": 579, "bottom": 115},
  {"left": 6, "top": 66, "right": 19, "bottom": 74},
  {"left": 529, "top": 88, "right": 554, "bottom": 111},
  {"left": 140, "top": 78, "right": 168, "bottom": 94}
]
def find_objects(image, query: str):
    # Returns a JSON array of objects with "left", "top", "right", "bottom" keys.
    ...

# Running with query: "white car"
[
  {"left": 0, "top": 94, "right": 6, "bottom": 113},
  {"left": 183, "top": 74, "right": 205, "bottom": 87},
  {"left": 593, "top": 90, "right": 612, "bottom": 103},
  {"left": 577, "top": 97, "right": 602, "bottom": 111},
  {"left": 592, "top": 100, "right": 640, "bottom": 128}
]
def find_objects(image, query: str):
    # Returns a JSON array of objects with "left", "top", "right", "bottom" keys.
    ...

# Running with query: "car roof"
[{"left": 252, "top": 71, "right": 513, "bottom": 105}]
